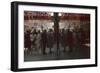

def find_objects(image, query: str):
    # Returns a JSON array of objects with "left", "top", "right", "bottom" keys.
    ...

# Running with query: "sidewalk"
[{"left": 24, "top": 45, "right": 90, "bottom": 62}]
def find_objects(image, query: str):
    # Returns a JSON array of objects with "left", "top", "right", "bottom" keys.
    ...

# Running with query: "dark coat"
[
  {"left": 24, "top": 31, "right": 31, "bottom": 49},
  {"left": 66, "top": 30, "right": 74, "bottom": 47},
  {"left": 41, "top": 31, "right": 47, "bottom": 49}
]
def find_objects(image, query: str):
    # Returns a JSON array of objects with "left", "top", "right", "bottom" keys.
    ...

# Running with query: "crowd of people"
[{"left": 24, "top": 25, "right": 88, "bottom": 55}]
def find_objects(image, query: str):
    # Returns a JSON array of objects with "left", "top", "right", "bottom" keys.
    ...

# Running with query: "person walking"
[
  {"left": 66, "top": 28, "right": 74, "bottom": 53},
  {"left": 41, "top": 30, "right": 48, "bottom": 55},
  {"left": 47, "top": 29, "right": 54, "bottom": 54},
  {"left": 24, "top": 30, "right": 32, "bottom": 55},
  {"left": 60, "top": 29, "right": 66, "bottom": 52}
]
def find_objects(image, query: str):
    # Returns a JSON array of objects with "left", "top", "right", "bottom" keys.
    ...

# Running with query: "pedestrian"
[
  {"left": 24, "top": 30, "right": 32, "bottom": 55},
  {"left": 47, "top": 29, "right": 54, "bottom": 54},
  {"left": 66, "top": 28, "right": 74, "bottom": 53},
  {"left": 41, "top": 30, "right": 47, "bottom": 55},
  {"left": 31, "top": 29, "right": 37, "bottom": 51},
  {"left": 60, "top": 29, "right": 66, "bottom": 52},
  {"left": 35, "top": 30, "right": 41, "bottom": 54}
]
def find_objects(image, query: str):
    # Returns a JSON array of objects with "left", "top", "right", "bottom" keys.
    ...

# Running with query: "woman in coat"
[
  {"left": 24, "top": 30, "right": 32, "bottom": 55},
  {"left": 66, "top": 29, "right": 74, "bottom": 53},
  {"left": 41, "top": 30, "right": 47, "bottom": 55}
]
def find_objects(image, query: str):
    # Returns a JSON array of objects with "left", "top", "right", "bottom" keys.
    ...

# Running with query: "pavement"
[{"left": 24, "top": 45, "right": 90, "bottom": 62}]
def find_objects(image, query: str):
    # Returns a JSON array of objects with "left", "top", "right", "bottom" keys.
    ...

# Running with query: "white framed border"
[{"left": 18, "top": 5, "right": 96, "bottom": 69}]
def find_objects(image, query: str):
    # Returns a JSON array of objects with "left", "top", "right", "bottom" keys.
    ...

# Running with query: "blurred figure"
[
  {"left": 72, "top": 26, "right": 81, "bottom": 49},
  {"left": 60, "top": 29, "right": 66, "bottom": 52},
  {"left": 31, "top": 29, "right": 37, "bottom": 51},
  {"left": 41, "top": 30, "right": 47, "bottom": 55},
  {"left": 66, "top": 28, "right": 74, "bottom": 53},
  {"left": 24, "top": 29, "right": 32, "bottom": 55},
  {"left": 79, "top": 27, "right": 86, "bottom": 45},
  {"left": 47, "top": 29, "right": 54, "bottom": 54},
  {"left": 24, "top": 31, "right": 28, "bottom": 54},
  {"left": 35, "top": 30, "right": 41, "bottom": 54}
]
